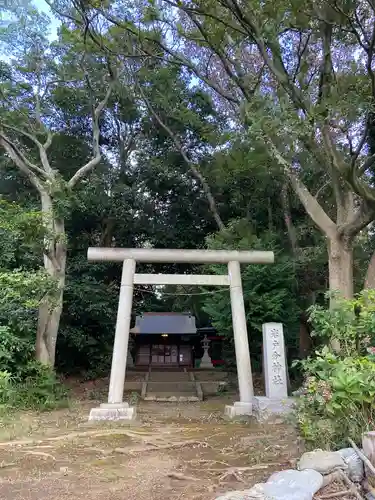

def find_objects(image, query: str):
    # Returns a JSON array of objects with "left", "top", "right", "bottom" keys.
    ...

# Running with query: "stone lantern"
[{"left": 200, "top": 334, "right": 213, "bottom": 368}]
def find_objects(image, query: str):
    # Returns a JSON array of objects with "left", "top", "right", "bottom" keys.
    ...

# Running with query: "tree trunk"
[
  {"left": 328, "top": 236, "right": 354, "bottom": 300},
  {"left": 365, "top": 250, "right": 375, "bottom": 290},
  {"left": 299, "top": 314, "right": 312, "bottom": 359},
  {"left": 36, "top": 194, "right": 67, "bottom": 366}
]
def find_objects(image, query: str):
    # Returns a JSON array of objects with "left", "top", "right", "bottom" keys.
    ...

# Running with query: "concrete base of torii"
[
  {"left": 224, "top": 397, "right": 294, "bottom": 420},
  {"left": 89, "top": 402, "right": 136, "bottom": 421},
  {"left": 252, "top": 396, "right": 294, "bottom": 422},
  {"left": 224, "top": 401, "right": 253, "bottom": 418}
]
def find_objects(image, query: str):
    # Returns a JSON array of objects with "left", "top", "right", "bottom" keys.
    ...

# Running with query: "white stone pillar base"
[
  {"left": 224, "top": 401, "right": 253, "bottom": 418},
  {"left": 252, "top": 396, "right": 294, "bottom": 422},
  {"left": 88, "top": 402, "right": 136, "bottom": 421}
]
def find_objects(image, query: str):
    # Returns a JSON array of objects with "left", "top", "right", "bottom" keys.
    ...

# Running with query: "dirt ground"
[
  {"left": 0, "top": 390, "right": 357, "bottom": 500},
  {"left": 0, "top": 389, "right": 303, "bottom": 500}
]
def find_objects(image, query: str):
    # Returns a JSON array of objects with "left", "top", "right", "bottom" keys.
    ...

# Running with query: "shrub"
[
  {"left": 308, "top": 290, "right": 375, "bottom": 356},
  {"left": 0, "top": 326, "right": 67, "bottom": 412},
  {"left": 294, "top": 292, "right": 375, "bottom": 449},
  {"left": 0, "top": 325, "right": 34, "bottom": 378},
  {"left": 0, "top": 362, "right": 67, "bottom": 412},
  {"left": 294, "top": 350, "right": 375, "bottom": 449}
]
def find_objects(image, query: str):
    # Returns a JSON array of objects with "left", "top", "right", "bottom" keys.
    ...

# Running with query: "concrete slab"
[
  {"left": 88, "top": 402, "right": 136, "bottom": 421},
  {"left": 252, "top": 396, "right": 294, "bottom": 422},
  {"left": 224, "top": 401, "right": 252, "bottom": 419}
]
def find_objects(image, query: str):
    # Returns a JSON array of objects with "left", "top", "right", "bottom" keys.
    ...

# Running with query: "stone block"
[
  {"left": 195, "top": 381, "right": 204, "bottom": 400},
  {"left": 298, "top": 450, "right": 347, "bottom": 475},
  {"left": 264, "top": 469, "right": 323, "bottom": 500},
  {"left": 224, "top": 401, "right": 252, "bottom": 419},
  {"left": 252, "top": 396, "right": 294, "bottom": 422},
  {"left": 215, "top": 483, "right": 266, "bottom": 499},
  {"left": 88, "top": 402, "right": 136, "bottom": 421}
]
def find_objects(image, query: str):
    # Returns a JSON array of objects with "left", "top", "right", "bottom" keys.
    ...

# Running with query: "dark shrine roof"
[{"left": 131, "top": 312, "right": 197, "bottom": 335}]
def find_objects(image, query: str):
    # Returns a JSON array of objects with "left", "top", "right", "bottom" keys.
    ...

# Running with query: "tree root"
[
  {"left": 114, "top": 439, "right": 206, "bottom": 454},
  {"left": 207, "top": 464, "right": 279, "bottom": 484},
  {"left": 22, "top": 451, "right": 56, "bottom": 460},
  {"left": 317, "top": 491, "right": 352, "bottom": 499},
  {"left": 187, "top": 458, "right": 230, "bottom": 467},
  {"left": 0, "top": 461, "right": 16, "bottom": 468},
  {"left": 167, "top": 472, "right": 200, "bottom": 481},
  {"left": 337, "top": 470, "right": 365, "bottom": 500},
  {"left": 319, "top": 471, "right": 364, "bottom": 500},
  {"left": 0, "top": 429, "right": 152, "bottom": 447}
]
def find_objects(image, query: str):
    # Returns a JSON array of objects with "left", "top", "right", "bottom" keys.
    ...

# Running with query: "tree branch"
[
  {"left": 293, "top": 32, "right": 311, "bottom": 83},
  {"left": 137, "top": 83, "right": 224, "bottom": 231},
  {"left": 163, "top": 0, "right": 248, "bottom": 36},
  {"left": 266, "top": 139, "right": 337, "bottom": 239},
  {"left": 68, "top": 77, "right": 116, "bottom": 188},
  {"left": 0, "top": 131, "right": 48, "bottom": 178},
  {"left": 0, "top": 136, "right": 46, "bottom": 193},
  {"left": 187, "top": 14, "right": 252, "bottom": 101},
  {"left": 91, "top": 8, "right": 240, "bottom": 104},
  {"left": 1, "top": 123, "right": 43, "bottom": 149},
  {"left": 317, "top": 19, "right": 334, "bottom": 105},
  {"left": 1, "top": 123, "right": 54, "bottom": 174},
  {"left": 281, "top": 181, "right": 298, "bottom": 254},
  {"left": 337, "top": 200, "right": 374, "bottom": 239},
  {"left": 221, "top": 0, "right": 309, "bottom": 113}
]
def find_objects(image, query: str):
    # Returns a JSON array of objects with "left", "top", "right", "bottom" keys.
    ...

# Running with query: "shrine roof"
[{"left": 130, "top": 312, "right": 197, "bottom": 335}]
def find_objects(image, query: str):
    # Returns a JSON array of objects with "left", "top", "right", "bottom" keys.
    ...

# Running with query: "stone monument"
[{"left": 253, "top": 322, "right": 294, "bottom": 421}]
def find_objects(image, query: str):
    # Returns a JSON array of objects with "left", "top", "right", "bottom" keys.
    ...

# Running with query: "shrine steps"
[{"left": 142, "top": 369, "right": 203, "bottom": 402}]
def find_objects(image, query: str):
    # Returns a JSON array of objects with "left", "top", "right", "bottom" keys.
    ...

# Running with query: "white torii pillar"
[{"left": 87, "top": 248, "right": 274, "bottom": 421}]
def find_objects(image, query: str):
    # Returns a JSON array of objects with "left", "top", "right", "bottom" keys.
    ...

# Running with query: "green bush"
[
  {"left": 294, "top": 292, "right": 375, "bottom": 449},
  {"left": 0, "top": 326, "right": 68, "bottom": 412},
  {"left": 0, "top": 325, "right": 34, "bottom": 378},
  {"left": 294, "top": 348, "right": 375, "bottom": 449},
  {"left": 0, "top": 362, "right": 67, "bottom": 412},
  {"left": 308, "top": 290, "right": 375, "bottom": 356}
]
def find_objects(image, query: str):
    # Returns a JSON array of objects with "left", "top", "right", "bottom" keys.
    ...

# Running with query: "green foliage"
[
  {"left": 294, "top": 348, "right": 375, "bottom": 449},
  {"left": 0, "top": 200, "right": 57, "bottom": 333},
  {"left": 0, "top": 201, "right": 66, "bottom": 411},
  {"left": 308, "top": 290, "right": 375, "bottom": 356},
  {"left": 0, "top": 325, "right": 33, "bottom": 377},
  {"left": 295, "top": 291, "right": 375, "bottom": 449},
  {"left": 203, "top": 219, "right": 299, "bottom": 370},
  {"left": 0, "top": 363, "right": 67, "bottom": 412},
  {"left": 0, "top": 326, "right": 67, "bottom": 412}
]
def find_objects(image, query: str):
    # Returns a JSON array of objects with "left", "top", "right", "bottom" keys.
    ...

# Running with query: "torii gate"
[{"left": 87, "top": 247, "right": 274, "bottom": 420}]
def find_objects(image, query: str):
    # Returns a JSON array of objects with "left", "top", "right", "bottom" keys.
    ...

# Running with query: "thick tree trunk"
[
  {"left": 36, "top": 194, "right": 67, "bottom": 366},
  {"left": 326, "top": 236, "right": 353, "bottom": 353},
  {"left": 328, "top": 236, "right": 354, "bottom": 300}
]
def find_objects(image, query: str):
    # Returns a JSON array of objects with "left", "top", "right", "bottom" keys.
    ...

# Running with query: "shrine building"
[{"left": 130, "top": 312, "right": 224, "bottom": 368}]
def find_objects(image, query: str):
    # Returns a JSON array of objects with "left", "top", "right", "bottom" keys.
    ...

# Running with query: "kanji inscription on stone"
[
  {"left": 272, "top": 361, "right": 282, "bottom": 373},
  {"left": 262, "top": 323, "right": 288, "bottom": 399},
  {"left": 272, "top": 338, "right": 280, "bottom": 348},
  {"left": 272, "top": 374, "right": 284, "bottom": 385},
  {"left": 270, "top": 328, "right": 279, "bottom": 339}
]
